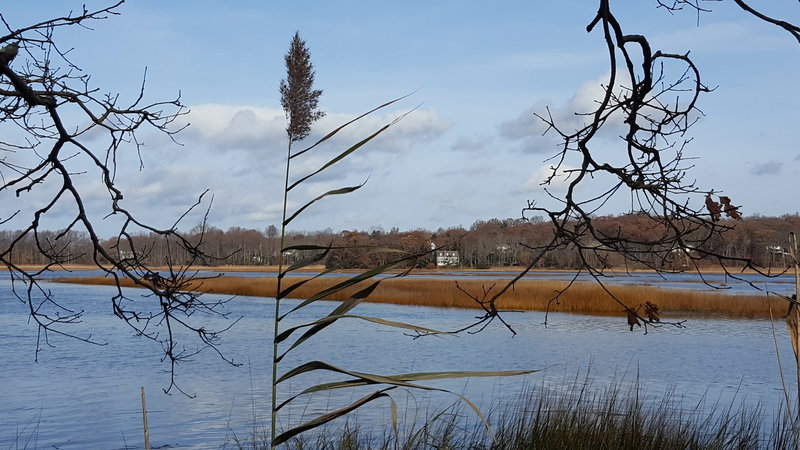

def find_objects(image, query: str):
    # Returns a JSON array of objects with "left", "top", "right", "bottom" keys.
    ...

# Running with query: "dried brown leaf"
[
  {"left": 644, "top": 301, "right": 660, "bottom": 323},
  {"left": 705, "top": 194, "right": 721, "bottom": 222},
  {"left": 719, "top": 196, "right": 742, "bottom": 220},
  {"left": 627, "top": 310, "right": 641, "bottom": 331}
]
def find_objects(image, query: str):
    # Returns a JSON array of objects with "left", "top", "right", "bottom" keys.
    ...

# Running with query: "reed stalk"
[
  {"left": 141, "top": 386, "right": 150, "bottom": 450},
  {"left": 261, "top": 59, "right": 537, "bottom": 441},
  {"left": 271, "top": 137, "right": 292, "bottom": 448}
]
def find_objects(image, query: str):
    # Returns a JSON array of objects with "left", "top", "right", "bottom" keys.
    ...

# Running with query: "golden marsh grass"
[{"left": 55, "top": 274, "right": 783, "bottom": 319}]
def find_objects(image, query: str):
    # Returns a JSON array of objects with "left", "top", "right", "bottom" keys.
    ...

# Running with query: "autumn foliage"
[{"left": 4, "top": 214, "right": 798, "bottom": 271}]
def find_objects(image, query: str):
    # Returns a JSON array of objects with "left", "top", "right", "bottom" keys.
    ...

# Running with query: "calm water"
[{"left": 0, "top": 274, "right": 797, "bottom": 448}]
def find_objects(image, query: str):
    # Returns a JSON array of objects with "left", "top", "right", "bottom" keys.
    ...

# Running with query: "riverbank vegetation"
[
  {"left": 55, "top": 274, "right": 784, "bottom": 319},
  {"left": 230, "top": 376, "right": 796, "bottom": 449}
]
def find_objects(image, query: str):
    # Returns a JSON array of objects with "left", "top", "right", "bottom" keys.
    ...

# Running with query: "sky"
[{"left": 1, "top": 1, "right": 798, "bottom": 237}]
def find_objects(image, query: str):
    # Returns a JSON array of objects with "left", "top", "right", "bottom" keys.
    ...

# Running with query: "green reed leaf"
[
  {"left": 277, "top": 313, "right": 450, "bottom": 346},
  {"left": 280, "top": 247, "right": 330, "bottom": 276},
  {"left": 278, "top": 247, "right": 409, "bottom": 299},
  {"left": 277, "top": 261, "right": 420, "bottom": 359},
  {"left": 287, "top": 108, "right": 416, "bottom": 193},
  {"left": 275, "top": 285, "right": 376, "bottom": 363},
  {"left": 272, "top": 388, "right": 396, "bottom": 446},
  {"left": 283, "top": 182, "right": 366, "bottom": 227},
  {"left": 277, "top": 267, "right": 338, "bottom": 300},
  {"left": 274, "top": 360, "right": 536, "bottom": 436},
  {"left": 290, "top": 368, "right": 539, "bottom": 394},
  {"left": 277, "top": 282, "right": 376, "bottom": 343},
  {"left": 276, "top": 313, "right": 452, "bottom": 363},
  {"left": 276, "top": 360, "right": 536, "bottom": 395},
  {"left": 278, "top": 257, "right": 415, "bottom": 320},
  {"left": 289, "top": 92, "right": 415, "bottom": 160},
  {"left": 390, "top": 396, "right": 399, "bottom": 438}
]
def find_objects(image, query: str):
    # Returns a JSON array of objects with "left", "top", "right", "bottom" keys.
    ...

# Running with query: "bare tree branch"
[
  {"left": 0, "top": 2, "right": 237, "bottom": 394},
  {"left": 483, "top": 0, "right": 800, "bottom": 331}
]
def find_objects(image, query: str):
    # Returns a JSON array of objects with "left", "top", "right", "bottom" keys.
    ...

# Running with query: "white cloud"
[
  {"left": 499, "top": 72, "right": 631, "bottom": 154},
  {"left": 750, "top": 160, "right": 782, "bottom": 175},
  {"left": 98, "top": 102, "right": 452, "bottom": 232},
  {"left": 180, "top": 104, "right": 450, "bottom": 156},
  {"left": 182, "top": 104, "right": 286, "bottom": 151},
  {"left": 520, "top": 164, "right": 578, "bottom": 193},
  {"left": 178, "top": 104, "right": 451, "bottom": 207},
  {"left": 450, "top": 134, "right": 492, "bottom": 153},
  {"left": 498, "top": 100, "right": 548, "bottom": 141}
]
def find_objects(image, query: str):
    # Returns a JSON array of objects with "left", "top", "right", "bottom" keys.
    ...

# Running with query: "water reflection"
[{"left": 0, "top": 277, "right": 796, "bottom": 448}]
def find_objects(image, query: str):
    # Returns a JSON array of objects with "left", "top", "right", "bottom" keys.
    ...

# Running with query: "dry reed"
[{"left": 54, "top": 275, "right": 783, "bottom": 319}]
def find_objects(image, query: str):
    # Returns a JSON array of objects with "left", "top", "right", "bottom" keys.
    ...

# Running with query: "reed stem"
[
  {"left": 141, "top": 386, "right": 150, "bottom": 450},
  {"left": 271, "top": 140, "right": 292, "bottom": 448}
]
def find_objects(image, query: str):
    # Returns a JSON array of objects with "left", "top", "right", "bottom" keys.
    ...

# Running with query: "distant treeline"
[{"left": 3, "top": 214, "right": 799, "bottom": 270}]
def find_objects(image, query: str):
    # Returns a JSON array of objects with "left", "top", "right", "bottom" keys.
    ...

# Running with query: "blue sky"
[{"left": 2, "top": 1, "right": 798, "bottom": 236}]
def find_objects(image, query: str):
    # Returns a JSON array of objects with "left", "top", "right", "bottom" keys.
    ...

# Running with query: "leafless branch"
[
  {"left": 493, "top": 0, "right": 800, "bottom": 332},
  {"left": 0, "top": 2, "right": 236, "bottom": 394}
]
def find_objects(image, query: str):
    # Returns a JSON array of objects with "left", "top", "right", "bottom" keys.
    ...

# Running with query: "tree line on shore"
[{"left": 3, "top": 213, "right": 798, "bottom": 271}]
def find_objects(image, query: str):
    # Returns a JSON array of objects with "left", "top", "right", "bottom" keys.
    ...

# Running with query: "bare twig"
[{"left": 0, "top": 3, "right": 236, "bottom": 394}]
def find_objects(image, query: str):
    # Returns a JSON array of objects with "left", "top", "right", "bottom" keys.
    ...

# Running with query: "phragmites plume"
[{"left": 279, "top": 32, "right": 325, "bottom": 142}]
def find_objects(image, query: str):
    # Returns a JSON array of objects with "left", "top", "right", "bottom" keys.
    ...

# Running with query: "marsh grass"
[
  {"left": 11, "top": 407, "right": 42, "bottom": 450},
  {"left": 227, "top": 375, "right": 796, "bottom": 449},
  {"left": 58, "top": 275, "right": 785, "bottom": 319}
]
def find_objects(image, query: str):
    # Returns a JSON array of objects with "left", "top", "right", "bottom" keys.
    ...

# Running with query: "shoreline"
[
  {"left": 12, "top": 263, "right": 772, "bottom": 276},
  {"left": 49, "top": 272, "right": 785, "bottom": 319}
]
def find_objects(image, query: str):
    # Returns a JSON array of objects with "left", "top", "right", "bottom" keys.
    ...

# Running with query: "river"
[{"left": 0, "top": 272, "right": 796, "bottom": 448}]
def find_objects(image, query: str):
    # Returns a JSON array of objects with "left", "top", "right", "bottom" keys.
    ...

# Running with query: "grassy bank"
[
  {"left": 54, "top": 274, "right": 784, "bottom": 319},
  {"left": 229, "top": 376, "right": 797, "bottom": 449}
]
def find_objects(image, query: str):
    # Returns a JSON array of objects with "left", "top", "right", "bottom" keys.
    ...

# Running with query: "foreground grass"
[
  {"left": 229, "top": 377, "right": 797, "bottom": 450},
  {"left": 56, "top": 274, "right": 784, "bottom": 319}
]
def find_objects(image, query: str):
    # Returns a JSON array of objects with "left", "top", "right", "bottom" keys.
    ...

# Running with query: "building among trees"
[{"left": 436, "top": 250, "right": 460, "bottom": 268}]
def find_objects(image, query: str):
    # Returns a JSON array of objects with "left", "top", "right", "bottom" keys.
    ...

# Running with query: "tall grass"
[
  {"left": 260, "top": 79, "right": 537, "bottom": 445},
  {"left": 230, "top": 375, "right": 795, "bottom": 449},
  {"left": 57, "top": 275, "right": 785, "bottom": 319}
]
